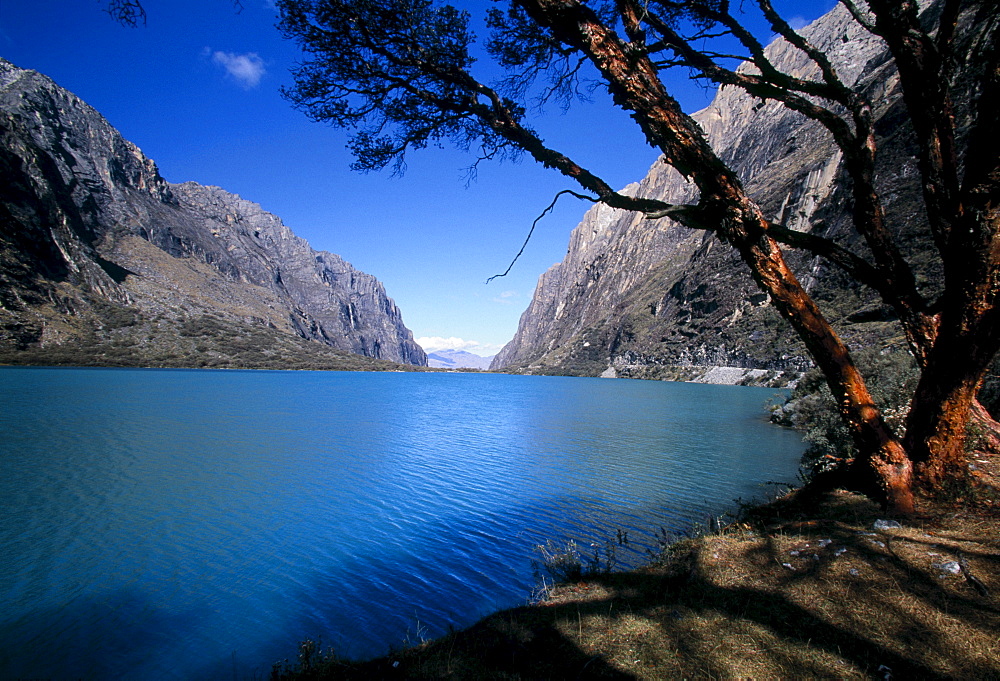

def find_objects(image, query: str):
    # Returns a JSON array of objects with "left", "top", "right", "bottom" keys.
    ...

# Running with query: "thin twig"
[
  {"left": 957, "top": 551, "right": 990, "bottom": 598},
  {"left": 486, "top": 189, "right": 598, "bottom": 283}
]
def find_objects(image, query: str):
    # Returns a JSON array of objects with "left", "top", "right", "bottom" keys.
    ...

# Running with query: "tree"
[{"left": 276, "top": 0, "right": 1000, "bottom": 513}]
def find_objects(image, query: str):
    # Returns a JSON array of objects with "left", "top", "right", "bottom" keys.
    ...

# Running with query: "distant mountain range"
[
  {"left": 426, "top": 349, "right": 494, "bottom": 370},
  {"left": 0, "top": 57, "right": 426, "bottom": 370}
]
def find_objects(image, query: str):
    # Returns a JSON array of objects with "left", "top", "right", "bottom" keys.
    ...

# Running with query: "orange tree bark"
[
  {"left": 903, "top": 108, "right": 1000, "bottom": 489},
  {"left": 871, "top": 0, "right": 1000, "bottom": 492},
  {"left": 276, "top": 0, "right": 999, "bottom": 511},
  {"left": 513, "top": 0, "right": 917, "bottom": 512}
]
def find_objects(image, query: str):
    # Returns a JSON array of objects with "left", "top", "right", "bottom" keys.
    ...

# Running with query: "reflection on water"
[{"left": 0, "top": 367, "right": 803, "bottom": 679}]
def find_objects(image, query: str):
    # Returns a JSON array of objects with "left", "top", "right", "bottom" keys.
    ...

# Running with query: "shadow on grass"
[{"left": 289, "top": 493, "right": 999, "bottom": 680}]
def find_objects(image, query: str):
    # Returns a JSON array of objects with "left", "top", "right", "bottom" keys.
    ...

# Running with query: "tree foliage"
[
  {"left": 278, "top": 0, "right": 1000, "bottom": 513},
  {"left": 103, "top": 0, "right": 243, "bottom": 27},
  {"left": 105, "top": 0, "right": 148, "bottom": 26},
  {"left": 279, "top": 0, "right": 524, "bottom": 174}
]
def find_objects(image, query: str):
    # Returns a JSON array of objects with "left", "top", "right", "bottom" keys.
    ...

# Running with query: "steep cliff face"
[
  {"left": 493, "top": 5, "right": 926, "bottom": 382},
  {"left": 0, "top": 57, "right": 426, "bottom": 368}
]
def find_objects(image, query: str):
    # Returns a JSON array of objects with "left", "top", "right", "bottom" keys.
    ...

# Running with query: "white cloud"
[
  {"left": 416, "top": 336, "right": 482, "bottom": 352},
  {"left": 492, "top": 290, "right": 518, "bottom": 305},
  {"left": 210, "top": 50, "right": 266, "bottom": 89},
  {"left": 787, "top": 15, "right": 810, "bottom": 30}
]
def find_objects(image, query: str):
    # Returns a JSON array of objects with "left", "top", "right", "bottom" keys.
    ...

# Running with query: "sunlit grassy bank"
[{"left": 271, "top": 454, "right": 1000, "bottom": 680}]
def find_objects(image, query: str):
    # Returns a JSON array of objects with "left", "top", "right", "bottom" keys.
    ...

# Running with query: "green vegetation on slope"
[{"left": 0, "top": 302, "right": 423, "bottom": 372}]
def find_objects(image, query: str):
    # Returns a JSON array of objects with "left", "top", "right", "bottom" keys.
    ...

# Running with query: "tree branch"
[
  {"left": 644, "top": 0, "right": 932, "bottom": 357},
  {"left": 756, "top": 0, "right": 852, "bottom": 97},
  {"left": 486, "top": 189, "right": 598, "bottom": 283},
  {"left": 105, "top": 0, "right": 146, "bottom": 27},
  {"left": 866, "top": 0, "right": 962, "bottom": 256},
  {"left": 766, "top": 225, "right": 891, "bottom": 297},
  {"left": 840, "top": 0, "right": 877, "bottom": 33},
  {"left": 935, "top": 0, "right": 963, "bottom": 58}
]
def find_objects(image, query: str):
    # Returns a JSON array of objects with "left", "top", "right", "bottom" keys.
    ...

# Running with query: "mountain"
[
  {"left": 492, "top": 4, "right": 937, "bottom": 385},
  {"left": 426, "top": 349, "right": 495, "bottom": 370},
  {"left": 0, "top": 57, "right": 426, "bottom": 369}
]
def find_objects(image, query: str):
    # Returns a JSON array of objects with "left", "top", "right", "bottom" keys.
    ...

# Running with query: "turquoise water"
[{"left": 0, "top": 367, "right": 804, "bottom": 679}]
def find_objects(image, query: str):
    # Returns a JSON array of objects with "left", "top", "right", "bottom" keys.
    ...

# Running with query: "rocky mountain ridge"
[
  {"left": 0, "top": 57, "right": 426, "bottom": 369},
  {"left": 426, "top": 349, "right": 495, "bottom": 370},
  {"left": 492, "top": 4, "right": 929, "bottom": 384}
]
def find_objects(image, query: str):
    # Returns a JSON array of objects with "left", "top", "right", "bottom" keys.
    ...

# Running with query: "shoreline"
[{"left": 271, "top": 464, "right": 1000, "bottom": 680}]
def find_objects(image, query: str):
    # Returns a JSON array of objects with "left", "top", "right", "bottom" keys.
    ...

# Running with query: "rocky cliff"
[
  {"left": 492, "top": 4, "right": 934, "bottom": 384},
  {"left": 0, "top": 57, "right": 426, "bottom": 369}
]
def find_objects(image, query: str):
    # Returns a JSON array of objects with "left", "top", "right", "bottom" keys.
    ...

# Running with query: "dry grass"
[{"left": 278, "top": 452, "right": 1000, "bottom": 680}]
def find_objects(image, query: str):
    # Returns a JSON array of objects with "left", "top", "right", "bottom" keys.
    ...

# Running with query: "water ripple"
[{"left": 0, "top": 368, "right": 803, "bottom": 679}]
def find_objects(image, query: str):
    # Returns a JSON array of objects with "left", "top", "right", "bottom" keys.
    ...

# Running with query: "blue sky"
[{"left": 0, "top": 0, "right": 835, "bottom": 356}]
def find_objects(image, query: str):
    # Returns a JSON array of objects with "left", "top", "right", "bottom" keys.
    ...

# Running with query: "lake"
[{"left": 0, "top": 367, "right": 804, "bottom": 679}]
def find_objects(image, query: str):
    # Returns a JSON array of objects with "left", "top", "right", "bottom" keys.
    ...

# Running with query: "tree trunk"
[
  {"left": 904, "top": 311, "right": 1000, "bottom": 490},
  {"left": 519, "top": 0, "right": 918, "bottom": 512},
  {"left": 905, "top": 373, "right": 979, "bottom": 489},
  {"left": 873, "top": 0, "right": 1000, "bottom": 492},
  {"left": 708, "top": 196, "right": 916, "bottom": 514},
  {"left": 970, "top": 398, "right": 1000, "bottom": 454}
]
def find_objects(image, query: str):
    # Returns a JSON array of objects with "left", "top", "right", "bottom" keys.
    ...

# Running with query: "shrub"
[
  {"left": 532, "top": 531, "right": 629, "bottom": 588},
  {"left": 775, "top": 348, "right": 919, "bottom": 479}
]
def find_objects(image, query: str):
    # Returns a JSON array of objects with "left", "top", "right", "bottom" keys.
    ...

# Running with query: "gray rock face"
[
  {"left": 492, "top": 5, "right": 928, "bottom": 378},
  {"left": 0, "top": 57, "right": 426, "bottom": 366}
]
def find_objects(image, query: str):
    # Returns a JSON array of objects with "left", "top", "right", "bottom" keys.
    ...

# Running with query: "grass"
[{"left": 272, "top": 449, "right": 1000, "bottom": 680}]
